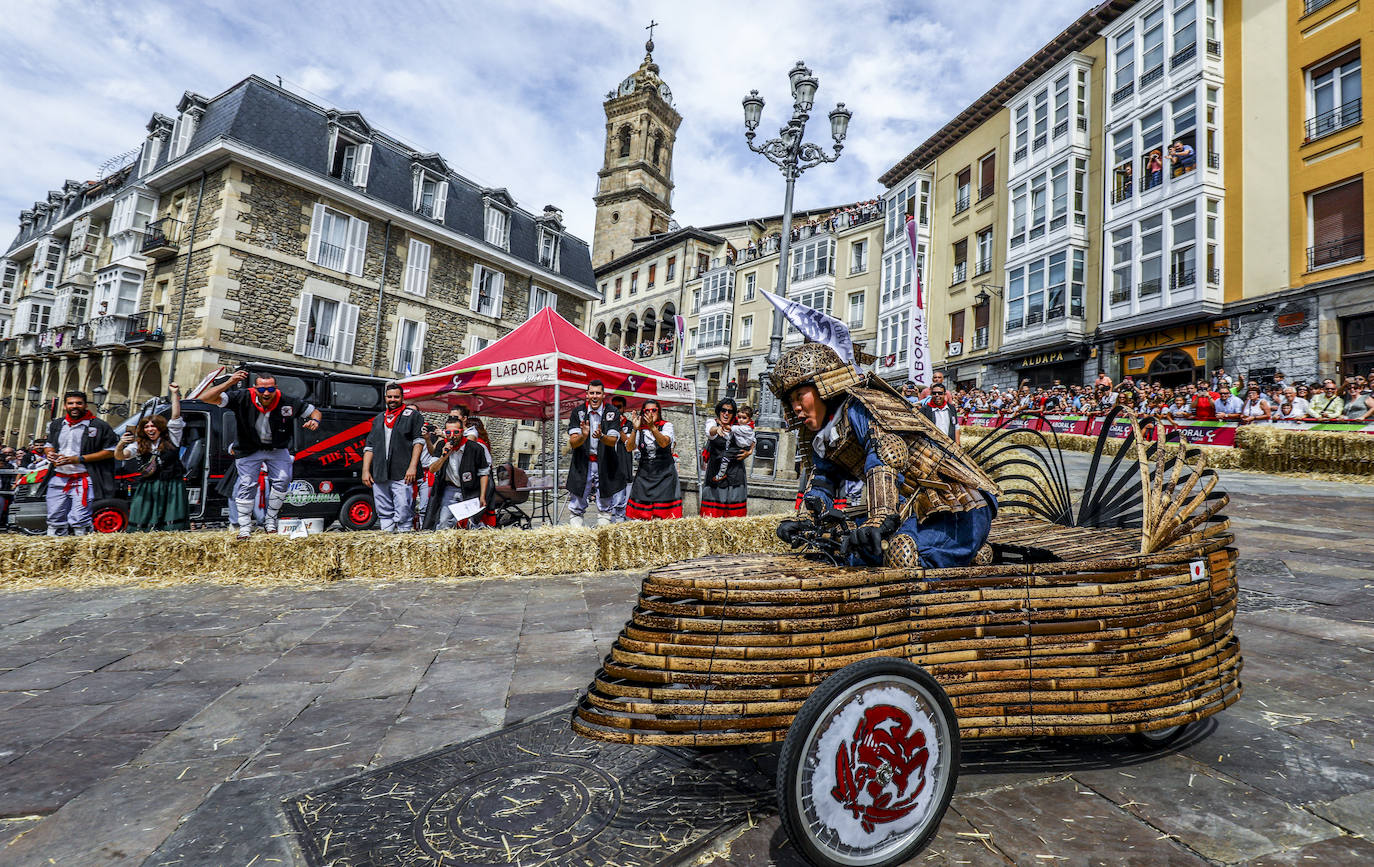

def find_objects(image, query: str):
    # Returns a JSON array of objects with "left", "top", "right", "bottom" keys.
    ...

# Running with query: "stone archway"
[
  {"left": 1146, "top": 348, "right": 1199, "bottom": 388},
  {"left": 136, "top": 359, "right": 163, "bottom": 406}
]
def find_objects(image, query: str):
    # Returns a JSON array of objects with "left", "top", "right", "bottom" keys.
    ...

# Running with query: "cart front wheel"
[
  {"left": 777, "top": 657, "right": 960, "bottom": 867},
  {"left": 1127, "top": 722, "right": 1192, "bottom": 751}
]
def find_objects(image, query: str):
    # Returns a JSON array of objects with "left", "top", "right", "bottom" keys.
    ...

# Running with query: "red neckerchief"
[
  {"left": 63, "top": 410, "right": 95, "bottom": 427},
  {"left": 250, "top": 389, "right": 281, "bottom": 414},
  {"left": 382, "top": 406, "right": 404, "bottom": 428}
]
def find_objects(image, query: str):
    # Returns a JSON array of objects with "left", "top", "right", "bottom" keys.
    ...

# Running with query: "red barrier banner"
[{"left": 960, "top": 413, "right": 1374, "bottom": 447}]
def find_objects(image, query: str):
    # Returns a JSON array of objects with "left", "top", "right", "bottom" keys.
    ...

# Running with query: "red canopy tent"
[
  {"left": 398, "top": 307, "right": 694, "bottom": 419},
  {"left": 397, "top": 308, "right": 699, "bottom": 522}
]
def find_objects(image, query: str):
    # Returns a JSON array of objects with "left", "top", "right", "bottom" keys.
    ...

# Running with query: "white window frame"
[
  {"left": 468, "top": 334, "right": 492, "bottom": 355},
  {"left": 743, "top": 272, "right": 756, "bottom": 301},
  {"left": 307, "top": 203, "right": 368, "bottom": 277},
  {"left": 850, "top": 238, "right": 868, "bottom": 274},
  {"left": 169, "top": 110, "right": 200, "bottom": 159},
  {"left": 528, "top": 284, "right": 556, "bottom": 317},
  {"left": 412, "top": 172, "right": 448, "bottom": 221},
  {"left": 393, "top": 317, "right": 427, "bottom": 375},
  {"left": 404, "top": 238, "right": 431, "bottom": 297},
  {"left": 847, "top": 292, "right": 865, "bottom": 329},
  {"left": 292, "top": 292, "right": 359, "bottom": 364},
  {"left": 470, "top": 264, "right": 506, "bottom": 317},
  {"left": 1306, "top": 49, "right": 1362, "bottom": 139},
  {"left": 738, "top": 314, "right": 753, "bottom": 347},
  {"left": 698, "top": 312, "right": 731, "bottom": 349},
  {"left": 0, "top": 260, "right": 17, "bottom": 306},
  {"left": 538, "top": 227, "right": 560, "bottom": 270},
  {"left": 140, "top": 134, "right": 164, "bottom": 176},
  {"left": 328, "top": 129, "right": 372, "bottom": 188},
  {"left": 484, "top": 203, "right": 511, "bottom": 250},
  {"left": 701, "top": 270, "right": 734, "bottom": 307},
  {"left": 790, "top": 237, "right": 835, "bottom": 283}
]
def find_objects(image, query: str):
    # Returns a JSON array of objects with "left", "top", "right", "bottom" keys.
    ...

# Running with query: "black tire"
[
  {"left": 1127, "top": 723, "right": 1191, "bottom": 751},
  {"left": 338, "top": 493, "right": 377, "bottom": 531},
  {"left": 777, "top": 657, "right": 960, "bottom": 867}
]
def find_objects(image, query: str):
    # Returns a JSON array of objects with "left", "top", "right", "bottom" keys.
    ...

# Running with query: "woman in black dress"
[
  {"left": 700, "top": 398, "right": 747, "bottom": 517},
  {"left": 115, "top": 383, "right": 189, "bottom": 532},
  {"left": 625, "top": 399, "right": 681, "bottom": 520}
]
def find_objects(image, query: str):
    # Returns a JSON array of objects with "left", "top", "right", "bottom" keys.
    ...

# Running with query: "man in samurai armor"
[{"left": 770, "top": 342, "right": 998, "bottom": 568}]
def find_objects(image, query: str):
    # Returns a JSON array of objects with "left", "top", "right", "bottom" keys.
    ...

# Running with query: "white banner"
[
  {"left": 904, "top": 215, "right": 930, "bottom": 385},
  {"left": 487, "top": 353, "right": 557, "bottom": 386},
  {"left": 760, "top": 289, "right": 856, "bottom": 366}
]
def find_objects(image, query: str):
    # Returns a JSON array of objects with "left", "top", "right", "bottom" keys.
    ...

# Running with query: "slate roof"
[{"left": 7, "top": 75, "right": 595, "bottom": 290}]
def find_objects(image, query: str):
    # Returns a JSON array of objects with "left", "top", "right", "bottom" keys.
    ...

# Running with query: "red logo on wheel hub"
[{"left": 830, "top": 704, "right": 930, "bottom": 833}]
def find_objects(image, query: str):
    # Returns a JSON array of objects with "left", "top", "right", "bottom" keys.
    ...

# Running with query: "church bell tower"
[{"left": 591, "top": 30, "right": 681, "bottom": 267}]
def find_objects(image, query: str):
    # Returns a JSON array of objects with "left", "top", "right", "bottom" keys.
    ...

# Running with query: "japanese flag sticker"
[{"left": 1189, "top": 560, "right": 1207, "bottom": 583}]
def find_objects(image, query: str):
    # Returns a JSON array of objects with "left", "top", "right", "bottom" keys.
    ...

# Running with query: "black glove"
[
  {"left": 777, "top": 520, "right": 811, "bottom": 547},
  {"left": 802, "top": 493, "right": 846, "bottom": 525},
  {"left": 842, "top": 524, "right": 886, "bottom": 562}
]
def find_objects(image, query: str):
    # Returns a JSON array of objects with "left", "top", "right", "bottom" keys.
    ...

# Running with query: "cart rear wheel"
[
  {"left": 777, "top": 657, "right": 959, "bottom": 867},
  {"left": 1127, "top": 723, "right": 1191, "bottom": 751}
]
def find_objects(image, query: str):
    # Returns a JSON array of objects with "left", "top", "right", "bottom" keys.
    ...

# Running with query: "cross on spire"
[{"left": 645, "top": 20, "right": 658, "bottom": 41}]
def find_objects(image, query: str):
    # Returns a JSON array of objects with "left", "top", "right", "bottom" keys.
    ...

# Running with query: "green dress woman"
[{"left": 116, "top": 383, "right": 189, "bottom": 532}]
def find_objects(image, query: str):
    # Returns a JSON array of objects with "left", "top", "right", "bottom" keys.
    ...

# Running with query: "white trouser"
[
  {"left": 568, "top": 462, "right": 616, "bottom": 519},
  {"left": 371, "top": 479, "right": 414, "bottom": 532},
  {"left": 233, "top": 449, "right": 293, "bottom": 527},
  {"left": 46, "top": 473, "right": 92, "bottom": 535}
]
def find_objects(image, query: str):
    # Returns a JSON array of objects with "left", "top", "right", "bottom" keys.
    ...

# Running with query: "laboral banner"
[{"left": 904, "top": 215, "right": 930, "bottom": 386}]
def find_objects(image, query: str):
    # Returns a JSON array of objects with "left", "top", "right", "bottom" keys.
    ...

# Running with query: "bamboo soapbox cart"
[{"left": 572, "top": 412, "right": 1243, "bottom": 866}]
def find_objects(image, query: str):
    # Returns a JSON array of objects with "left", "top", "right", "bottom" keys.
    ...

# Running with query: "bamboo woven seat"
[{"left": 573, "top": 413, "right": 1242, "bottom": 747}]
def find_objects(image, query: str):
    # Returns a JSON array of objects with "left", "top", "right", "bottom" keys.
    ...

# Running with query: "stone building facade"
[{"left": 0, "top": 76, "right": 597, "bottom": 465}]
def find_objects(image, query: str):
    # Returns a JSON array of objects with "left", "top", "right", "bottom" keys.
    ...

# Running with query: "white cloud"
[{"left": 0, "top": 0, "right": 1088, "bottom": 247}]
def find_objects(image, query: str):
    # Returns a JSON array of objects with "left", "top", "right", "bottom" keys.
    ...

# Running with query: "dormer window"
[
  {"left": 169, "top": 109, "right": 201, "bottom": 159},
  {"left": 411, "top": 170, "right": 448, "bottom": 221},
  {"left": 1, "top": 260, "right": 18, "bottom": 306},
  {"left": 329, "top": 136, "right": 372, "bottom": 188},
  {"left": 538, "top": 226, "right": 560, "bottom": 270},
  {"left": 484, "top": 204, "right": 511, "bottom": 250}
]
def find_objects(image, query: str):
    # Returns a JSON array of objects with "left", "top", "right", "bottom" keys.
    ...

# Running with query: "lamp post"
[
  {"left": 26, "top": 385, "right": 43, "bottom": 408},
  {"left": 742, "top": 61, "right": 851, "bottom": 428}
]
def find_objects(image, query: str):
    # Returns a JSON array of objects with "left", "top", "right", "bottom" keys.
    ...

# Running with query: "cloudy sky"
[{"left": 0, "top": 0, "right": 1087, "bottom": 244}]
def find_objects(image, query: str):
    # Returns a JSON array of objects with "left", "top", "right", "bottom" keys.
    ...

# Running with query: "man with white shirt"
[
  {"left": 918, "top": 384, "right": 960, "bottom": 443},
  {"left": 565, "top": 380, "right": 626, "bottom": 527},
  {"left": 42, "top": 391, "right": 118, "bottom": 535},
  {"left": 199, "top": 369, "right": 321, "bottom": 539},
  {"left": 422, "top": 418, "right": 490, "bottom": 529},
  {"left": 361, "top": 383, "right": 425, "bottom": 532},
  {"left": 1214, "top": 388, "right": 1245, "bottom": 420}
]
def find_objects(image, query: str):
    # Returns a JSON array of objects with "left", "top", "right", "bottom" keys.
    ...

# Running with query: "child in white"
[{"left": 709, "top": 405, "right": 757, "bottom": 484}]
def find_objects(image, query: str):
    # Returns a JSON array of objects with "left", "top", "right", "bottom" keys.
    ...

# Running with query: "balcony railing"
[
  {"left": 1139, "top": 172, "right": 1164, "bottom": 193},
  {"left": 1026, "top": 308, "right": 1044, "bottom": 326},
  {"left": 951, "top": 263, "right": 967, "bottom": 285},
  {"left": 1308, "top": 234, "right": 1364, "bottom": 270},
  {"left": 331, "top": 165, "right": 355, "bottom": 185},
  {"left": 1112, "top": 81, "right": 1135, "bottom": 105},
  {"left": 1303, "top": 0, "right": 1337, "bottom": 13},
  {"left": 1208, "top": 267, "right": 1221, "bottom": 285},
  {"left": 1138, "top": 278, "right": 1162, "bottom": 298},
  {"left": 971, "top": 327, "right": 988, "bottom": 350},
  {"left": 1005, "top": 316, "right": 1023, "bottom": 332},
  {"left": 1052, "top": 119, "right": 1068, "bottom": 139},
  {"left": 1207, "top": 151, "right": 1220, "bottom": 169},
  {"left": 1206, "top": 39, "right": 1221, "bottom": 57},
  {"left": 1112, "top": 185, "right": 1133, "bottom": 204},
  {"left": 1169, "top": 268, "right": 1197, "bottom": 291},
  {"left": 1110, "top": 286, "right": 1132, "bottom": 305},
  {"left": 977, "top": 181, "right": 995, "bottom": 202},
  {"left": 1170, "top": 43, "right": 1197, "bottom": 69},
  {"left": 1076, "top": 116, "right": 1088, "bottom": 131},
  {"left": 974, "top": 259, "right": 992, "bottom": 277},
  {"left": 1140, "top": 65, "right": 1165, "bottom": 89},
  {"left": 1014, "top": 145, "right": 1028, "bottom": 162},
  {"left": 1304, "top": 99, "right": 1362, "bottom": 143},
  {"left": 953, "top": 191, "right": 970, "bottom": 215},
  {"left": 416, "top": 202, "right": 435, "bottom": 219},
  {"left": 124, "top": 311, "right": 165, "bottom": 345},
  {"left": 90, "top": 314, "right": 132, "bottom": 348},
  {"left": 141, "top": 217, "right": 181, "bottom": 259},
  {"left": 317, "top": 240, "right": 347, "bottom": 272},
  {"left": 1033, "top": 133, "right": 1048, "bottom": 151}
]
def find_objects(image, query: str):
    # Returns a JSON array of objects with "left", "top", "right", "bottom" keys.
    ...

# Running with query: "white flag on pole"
[
  {"left": 904, "top": 215, "right": 930, "bottom": 385},
  {"left": 760, "top": 289, "right": 856, "bottom": 366}
]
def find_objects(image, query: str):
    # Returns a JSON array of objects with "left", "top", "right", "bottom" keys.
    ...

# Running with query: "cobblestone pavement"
[{"left": 0, "top": 460, "right": 1370, "bottom": 866}]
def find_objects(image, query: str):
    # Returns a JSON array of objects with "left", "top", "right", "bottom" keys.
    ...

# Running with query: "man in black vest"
[
  {"left": 362, "top": 383, "right": 425, "bottom": 532},
  {"left": 918, "top": 382, "right": 960, "bottom": 443},
  {"left": 565, "top": 379, "right": 625, "bottom": 527},
  {"left": 43, "top": 390, "right": 118, "bottom": 535},
  {"left": 609, "top": 395, "right": 634, "bottom": 523},
  {"left": 422, "top": 417, "right": 490, "bottom": 529},
  {"left": 200, "top": 369, "right": 321, "bottom": 539}
]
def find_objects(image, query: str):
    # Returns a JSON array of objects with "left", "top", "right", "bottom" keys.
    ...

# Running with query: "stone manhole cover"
[{"left": 285, "top": 709, "right": 772, "bottom": 866}]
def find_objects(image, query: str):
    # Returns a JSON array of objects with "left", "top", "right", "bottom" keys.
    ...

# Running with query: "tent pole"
[
  {"left": 690, "top": 399, "right": 702, "bottom": 516},
  {"left": 552, "top": 380, "right": 562, "bottom": 525}
]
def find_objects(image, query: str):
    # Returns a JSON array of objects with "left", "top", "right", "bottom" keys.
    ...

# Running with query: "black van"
[{"left": 6, "top": 365, "right": 397, "bottom": 534}]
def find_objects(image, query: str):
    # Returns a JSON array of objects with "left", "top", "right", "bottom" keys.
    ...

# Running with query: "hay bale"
[{"left": 1236, "top": 425, "right": 1374, "bottom": 476}]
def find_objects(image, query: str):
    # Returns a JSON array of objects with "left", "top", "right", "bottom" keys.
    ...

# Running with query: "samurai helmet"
[{"left": 769, "top": 342, "right": 864, "bottom": 413}]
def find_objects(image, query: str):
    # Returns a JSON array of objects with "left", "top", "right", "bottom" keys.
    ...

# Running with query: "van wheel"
[
  {"left": 338, "top": 493, "right": 376, "bottom": 531},
  {"left": 91, "top": 500, "right": 129, "bottom": 534}
]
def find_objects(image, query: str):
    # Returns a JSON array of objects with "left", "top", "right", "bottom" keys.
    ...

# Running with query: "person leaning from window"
[
  {"left": 422, "top": 417, "right": 489, "bottom": 530},
  {"left": 1308, "top": 378, "right": 1344, "bottom": 419},
  {"left": 43, "top": 390, "right": 118, "bottom": 536},
  {"left": 361, "top": 383, "right": 425, "bottom": 533},
  {"left": 115, "top": 383, "right": 189, "bottom": 532}
]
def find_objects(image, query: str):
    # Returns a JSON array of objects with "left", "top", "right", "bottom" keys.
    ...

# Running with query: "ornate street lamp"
[
  {"left": 742, "top": 61, "right": 851, "bottom": 427},
  {"left": 89, "top": 384, "right": 128, "bottom": 416},
  {"left": 26, "top": 385, "right": 42, "bottom": 408}
]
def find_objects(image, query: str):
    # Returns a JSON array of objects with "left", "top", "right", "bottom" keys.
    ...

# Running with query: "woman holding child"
[{"left": 700, "top": 398, "right": 752, "bottom": 518}]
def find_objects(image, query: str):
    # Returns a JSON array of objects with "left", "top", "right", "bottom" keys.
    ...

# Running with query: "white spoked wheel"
[{"left": 778, "top": 658, "right": 960, "bottom": 867}]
